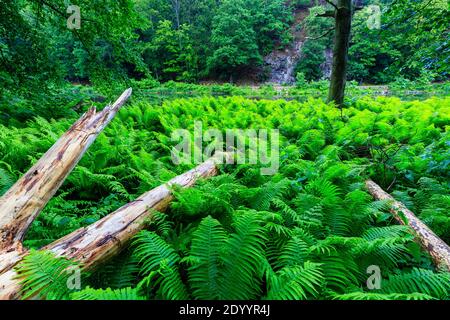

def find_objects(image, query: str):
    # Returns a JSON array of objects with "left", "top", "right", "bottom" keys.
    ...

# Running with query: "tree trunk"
[
  {"left": 0, "top": 89, "right": 132, "bottom": 253},
  {"left": 365, "top": 180, "right": 450, "bottom": 271},
  {"left": 327, "top": 0, "right": 352, "bottom": 107},
  {"left": 0, "top": 152, "right": 230, "bottom": 300}
]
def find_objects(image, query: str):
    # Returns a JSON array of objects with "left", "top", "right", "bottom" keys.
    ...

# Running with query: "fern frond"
[
  {"left": 380, "top": 268, "right": 450, "bottom": 299},
  {"left": 250, "top": 179, "right": 290, "bottom": 211},
  {"left": 332, "top": 291, "right": 436, "bottom": 300},
  {"left": 187, "top": 216, "right": 228, "bottom": 300},
  {"left": 266, "top": 262, "right": 324, "bottom": 300},
  {"left": 320, "top": 255, "right": 360, "bottom": 292},
  {"left": 71, "top": 287, "right": 145, "bottom": 300},
  {"left": 15, "top": 250, "right": 81, "bottom": 300},
  {"left": 219, "top": 211, "right": 267, "bottom": 299},
  {"left": 276, "top": 236, "right": 309, "bottom": 269},
  {"left": 362, "top": 225, "right": 411, "bottom": 241},
  {"left": 132, "top": 231, "right": 188, "bottom": 299},
  {"left": 89, "top": 251, "right": 140, "bottom": 289},
  {"left": 0, "top": 167, "right": 14, "bottom": 196}
]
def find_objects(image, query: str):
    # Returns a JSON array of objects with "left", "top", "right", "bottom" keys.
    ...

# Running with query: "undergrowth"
[{"left": 2, "top": 94, "right": 449, "bottom": 300}]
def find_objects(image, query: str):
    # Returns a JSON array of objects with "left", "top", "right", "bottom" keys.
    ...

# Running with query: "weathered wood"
[
  {"left": 365, "top": 179, "right": 450, "bottom": 271},
  {"left": 0, "top": 88, "right": 132, "bottom": 251},
  {"left": 0, "top": 152, "right": 231, "bottom": 299}
]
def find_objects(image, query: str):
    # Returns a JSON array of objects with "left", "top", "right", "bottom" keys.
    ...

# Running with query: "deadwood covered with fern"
[
  {"left": 366, "top": 180, "right": 450, "bottom": 271},
  {"left": 0, "top": 88, "right": 132, "bottom": 254},
  {"left": 1, "top": 95, "right": 449, "bottom": 301},
  {"left": 0, "top": 152, "right": 230, "bottom": 299}
]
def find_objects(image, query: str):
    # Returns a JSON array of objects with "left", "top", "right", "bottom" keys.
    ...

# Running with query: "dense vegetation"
[
  {"left": 1, "top": 0, "right": 448, "bottom": 92},
  {"left": 2, "top": 92, "right": 449, "bottom": 300}
]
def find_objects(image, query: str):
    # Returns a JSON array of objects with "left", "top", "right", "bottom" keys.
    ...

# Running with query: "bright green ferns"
[{"left": 5, "top": 94, "right": 450, "bottom": 300}]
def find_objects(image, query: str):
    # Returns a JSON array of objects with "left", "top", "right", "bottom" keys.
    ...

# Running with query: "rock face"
[
  {"left": 263, "top": 8, "right": 309, "bottom": 85},
  {"left": 263, "top": 4, "right": 334, "bottom": 85},
  {"left": 264, "top": 40, "right": 303, "bottom": 84},
  {"left": 320, "top": 47, "right": 333, "bottom": 79}
]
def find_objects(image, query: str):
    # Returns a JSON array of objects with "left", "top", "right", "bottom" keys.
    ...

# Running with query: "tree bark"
[
  {"left": 0, "top": 152, "right": 231, "bottom": 300},
  {"left": 365, "top": 180, "right": 450, "bottom": 272},
  {"left": 0, "top": 88, "right": 132, "bottom": 253},
  {"left": 327, "top": 0, "right": 352, "bottom": 107}
]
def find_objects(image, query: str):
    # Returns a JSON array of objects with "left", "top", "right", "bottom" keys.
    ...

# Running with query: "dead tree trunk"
[
  {"left": 327, "top": 0, "right": 352, "bottom": 107},
  {"left": 0, "top": 152, "right": 231, "bottom": 299},
  {"left": 365, "top": 180, "right": 450, "bottom": 271},
  {"left": 0, "top": 88, "right": 132, "bottom": 253}
]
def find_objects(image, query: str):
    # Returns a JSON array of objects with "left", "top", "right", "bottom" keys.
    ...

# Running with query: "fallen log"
[
  {"left": 0, "top": 88, "right": 132, "bottom": 252},
  {"left": 365, "top": 179, "right": 450, "bottom": 271},
  {"left": 0, "top": 152, "right": 231, "bottom": 299}
]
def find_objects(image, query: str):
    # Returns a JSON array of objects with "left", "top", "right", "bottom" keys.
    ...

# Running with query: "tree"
[
  {"left": 249, "top": 0, "right": 293, "bottom": 54},
  {"left": 316, "top": 0, "right": 449, "bottom": 105},
  {"left": 379, "top": 0, "right": 449, "bottom": 81},
  {"left": 207, "top": 0, "right": 261, "bottom": 81},
  {"left": 314, "top": 0, "right": 357, "bottom": 107},
  {"left": 144, "top": 20, "right": 197, "bottom": 82},
  {"left": 0, "top": 0, "right": 147, "bottom": 95}
]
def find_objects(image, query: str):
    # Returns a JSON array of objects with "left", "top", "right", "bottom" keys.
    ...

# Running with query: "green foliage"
[
  {"left": 4, "top": 91, "right": 450, "bottom": 300},
  {"left": 187, "top": 216, "right": 227, "bottom": 299},
  {"left": 132, "top": 231, "right": 189, "bottom": 300},
  {"left": 295, "top": 72, "right": 307, "bottom": 87},
  {"left": 266, "top": 262, "right": 324, "bottom": 300},
  {"left": 15, "top": 250, "right": 81, "bottom": 300},
  {"left": 218, "top": 211, "right": 267, "bottom": 299},
  {"left": 72, "top": 287, "right": 145, "bottom": 300},
  {"left": 0, "top": 0, "right": 146, "bottom": 98},
  {"left": 207, "top": 0, "right": 261, "bottom": 78},
  {"left": 1, "top": 0, "right": 448, "bottom": 89},
  {"left": 2, "top": 0, "right": 450, "bottom": 302},
  {"left": 0, "top": 166, "right": 14, "bottom": 196},
  {"left": 144, "top": 20, "right": 198, "bottom": 82},
  {"left": 379, "top": 268, "right": 450, "bottom": 299}
]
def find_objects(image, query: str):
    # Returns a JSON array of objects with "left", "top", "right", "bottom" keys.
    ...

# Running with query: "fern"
[
  {"left": 319, "top": 255, "right": 360, "bottom": 292},
  {"left": 187, "top": 216, "right": 227, "bottom": 300},
  {"left": 332, "top": 291, "right": 436, "bottom": 300},
  {"left": 362, "top": 225, "right": 411, "bottom": 241},
  {"left": 249, "top": 179, "right": 290, "bottom": 211},
  {"left": 0, "top": 167, "right": 14, "bottom": 196},
  {"left": 15, "top": 250, "right": 81, "bottom": 300},
  {"left": 89, "top": 251, "right": 140, "bottom": 289},
  {"left": 266, "top": 262, "right": 324, "bottom": 300},
  {"left": 6, "top": 94, "right": 450, "bottom": 301},
  {"left": 379, "top": 268, "right": 450, "bottom": 299},
  {"left": 276, "top": 236, "right": 309, "bottom": 269},
  {"left": 72, "top": 287, "right": 145, "bottom": 300},
  {"left": 219, "top": 211, "right": 267, "bottom": 299},
  {"left": 132, "top": 231, "right": 189, "bottom": 300}
]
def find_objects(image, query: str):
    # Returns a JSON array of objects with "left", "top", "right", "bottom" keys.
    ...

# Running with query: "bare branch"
[
  {"left": 324, "top": 0, "right": 338, "bottom": 10},
  {"left": 306, "top": 27, "right": 335, "bottom": 40},
  {"left": 317, "top": 10, "right": 336, "bottom": 18}
]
